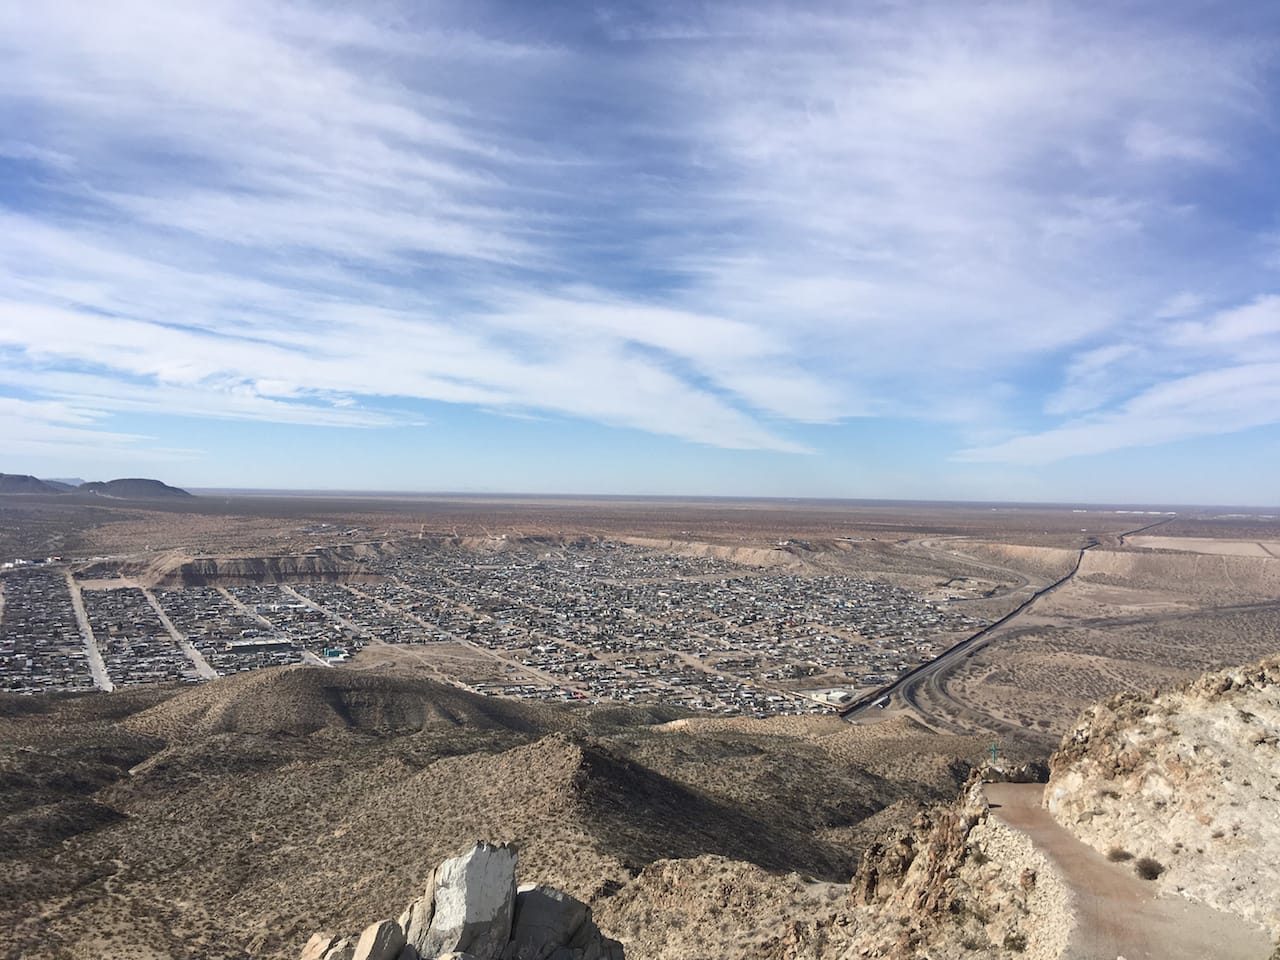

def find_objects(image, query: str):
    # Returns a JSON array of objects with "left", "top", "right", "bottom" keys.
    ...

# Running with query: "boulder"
[
  {"left": 503, "top": 884, "right": 624, "bottom": 960},
  {"left": 417, "top": 842, "right": 518, "bottom": 960},
  {"left": 301, "top": 934, "right": 340, "bottom": 960},
  {"left": 322, "top": 939, "right": 356, "bottom": 960},
  {"left": 353, "top": 919, "right": 407, "bottom": 960},
  {"left": 504, "top": 885, "right": 589, "bottom": 960},
  {"left": 403, "top": 870, "right": 439, "bottom": 952}
]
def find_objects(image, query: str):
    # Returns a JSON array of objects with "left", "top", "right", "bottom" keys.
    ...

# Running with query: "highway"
[{"left": 841, "top": 516, "right": 1175, "bottom": 733}]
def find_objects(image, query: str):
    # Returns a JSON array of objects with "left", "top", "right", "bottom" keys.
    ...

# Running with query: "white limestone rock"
[
  {"left": 301, "top": 934, "right": 340, "bottom": 960},
  {"left": 404, "top": 869, "right": 440, "bottom": 953},
  {"left": 418, "top": 841, "right": 518, "bottom": 960},
  {"left": 352, "top": 919, "right": 407, "bottom": 960}
]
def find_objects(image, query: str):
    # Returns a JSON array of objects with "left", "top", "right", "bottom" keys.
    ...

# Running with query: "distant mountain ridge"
[
  {"left": 0, "top": 473, "right": 61, "bottom": 494},
  {"left": 78, "top": 478, "right": 193, "bottom": 499},
  {"left": 0, "top": 473, "right": 192, "bottom": 498}
]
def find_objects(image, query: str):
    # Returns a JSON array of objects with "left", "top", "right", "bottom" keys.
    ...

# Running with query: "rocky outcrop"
[
  {"left": 844, "top": 779, "right": 1070, "bottom": 960},
  {"left": 412, "top": 842, "right": 516, "bottom": 958},
  {"left": 302, "top": 842, "right": 623, "bottom": 960},
  {"left": 1046, "top": 655, "right": 1280, "bottom": 938}
]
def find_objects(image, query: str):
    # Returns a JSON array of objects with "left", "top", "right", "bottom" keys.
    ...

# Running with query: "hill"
[
  {"left": 0, "top": 473, "right": 60, "bottom": 494},
  {"left": 0, "top": 664, "right": 1027, "bottom": 959},
  {"left": 0, "top": 474, "right": 192, "bottom": 499},
  {"left": 78, "top": 477, "right": 193, "bottom": 499}
]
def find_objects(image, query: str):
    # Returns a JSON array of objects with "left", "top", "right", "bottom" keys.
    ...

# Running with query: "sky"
[{"left": 2, "top": 1, "right": 1280, "bottom": 504}]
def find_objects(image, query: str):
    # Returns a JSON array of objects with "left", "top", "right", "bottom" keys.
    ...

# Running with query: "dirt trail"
[{"left": 984, "top": 783, "right": 1271, "bottom": 960}]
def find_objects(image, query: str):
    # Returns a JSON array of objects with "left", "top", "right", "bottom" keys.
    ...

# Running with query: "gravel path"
[{"left": 984, "top": 783, "right": 1272, "bottom": 960}]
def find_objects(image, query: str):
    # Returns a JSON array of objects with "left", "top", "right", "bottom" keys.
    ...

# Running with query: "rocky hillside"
[
  {"left": 595, "top": 770, "right": 1070, "bottom": 960},
  {"left": 8, "top": 656, "right": 1278, "bottom": 959},
  {"left": 1046, "top": 656, "right": 1280, "bottom": 938},
  {"left": 0, "top": 665, "right": 1018, "bottom": 960}
]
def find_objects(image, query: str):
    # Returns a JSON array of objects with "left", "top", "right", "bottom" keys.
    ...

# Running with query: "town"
[{"left": 0, "top": 540, "right": 985, "bottom": 716}]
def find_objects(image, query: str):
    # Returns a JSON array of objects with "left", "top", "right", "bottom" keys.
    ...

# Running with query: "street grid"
[{"left": 0, "top": 540, "right": 983, "bottom": 715}]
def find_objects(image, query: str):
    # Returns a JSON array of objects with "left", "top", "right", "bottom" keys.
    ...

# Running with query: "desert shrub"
[
  {"left": 1135, "top": 857, "right": 1164, "bottom": 880},
  {"left": 1106, "top": 847, "right": 1132, "bottom": 862},
  {"left": 1003, "top": 932, "right": 1028, "bottom": 952}
]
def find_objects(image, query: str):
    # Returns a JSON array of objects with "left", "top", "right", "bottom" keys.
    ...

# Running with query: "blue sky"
[{"left": 2, "top": 1, "right": 1280, "bottom": 504}]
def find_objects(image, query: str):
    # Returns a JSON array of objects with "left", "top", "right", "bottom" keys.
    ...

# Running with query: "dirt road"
[
  {"left": 64, "top": 571, "right": 113, "bottom": 692},
  {"left": 140, "top": 586, "right": 219, "bottom": 680},
  {"left": 984, "top": 783, "right": 1271, "bottom": 960}
]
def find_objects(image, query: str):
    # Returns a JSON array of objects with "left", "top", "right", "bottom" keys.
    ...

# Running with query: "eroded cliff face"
[{"left": 1046, "top": 656, "right": 1280, "bottom": 938}]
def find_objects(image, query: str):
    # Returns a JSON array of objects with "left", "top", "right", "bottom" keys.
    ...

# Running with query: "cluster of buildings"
[
  {"left": 0, "top": 570, "right": 93, "bottom": 693},
  {"left": 80, "top": 587, "right": 196, "bottom": 685},
  {"left": 0, "top": 540, "right": 984, "bottom": 716},
  {"left": 152, "top": 587, "right": 304, "bottom": 675}
]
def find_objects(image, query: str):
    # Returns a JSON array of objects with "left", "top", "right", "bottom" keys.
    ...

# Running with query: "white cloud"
[
  {"left": 1044, "top": 344, "right": 1141, "bottom": 417},
  {"left": 1170, "top": 295, "right": 1280, "bottom": 354},
  {"left": 0, "top": 0, "right": 1276, "bottom": 471},
  {"left": 0, "top": 397, "right": 199, "bottom": 462},
  {"left": 960, "top": 363, "right": 1280, "bottom": 464},
  {"left": 1154, "top": 292, "right": 1205, "bottom": 319},
  {"left": 1125, "top": 120, "right": 1225, "bottom": 165}
]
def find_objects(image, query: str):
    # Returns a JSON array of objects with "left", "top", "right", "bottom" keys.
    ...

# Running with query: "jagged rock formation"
[
  {"left": 1047, "top": 655, "right": 1280, "bottom": 938},
  {"left": 301, "top": 842, "right": 623, "bottom": 960}
]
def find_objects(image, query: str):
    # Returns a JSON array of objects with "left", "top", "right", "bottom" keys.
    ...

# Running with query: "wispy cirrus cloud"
[
  {"left": 1, "top": 0, "right": 1278, "bottom": 478},
  {"left": 959, "top": 363, "right": 1280, "bottom": 465}
]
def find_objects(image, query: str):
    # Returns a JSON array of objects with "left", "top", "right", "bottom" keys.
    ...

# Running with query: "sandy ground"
[
  {"left": 984, "top": 783, "right": 1272, "bottom": 960},
  {"left": 1128, "top": 536, "right": 1280, "bottom": 558}
]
